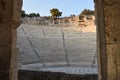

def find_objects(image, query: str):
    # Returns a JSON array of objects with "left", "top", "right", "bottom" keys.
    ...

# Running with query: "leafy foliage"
[
  {"left": 21, "top": 10, "right": 27, "bottom": 17},
  {"left": 21, "top": 10, "right": 40, "bottom": 17},
  {"left": 28, "top": 13, "right": 40, "bottom": 17},
  {"left": 80, "top": 9, "right": 95, "bottom": 15},
  {"left": 70, "top": 14, "right": 76, "bottom": 17},
  {"left": 50, "top": 8, "right": 62, "bottom": 19}
]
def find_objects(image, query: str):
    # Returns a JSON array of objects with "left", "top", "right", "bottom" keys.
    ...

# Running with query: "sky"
[{"left": 22, "top": 0, "right": 94, "bottom": 17}]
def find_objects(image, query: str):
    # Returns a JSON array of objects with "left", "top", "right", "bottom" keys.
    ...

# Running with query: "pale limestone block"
[{"left": 106, "top": 44, "right": 120, "bottom": 80}]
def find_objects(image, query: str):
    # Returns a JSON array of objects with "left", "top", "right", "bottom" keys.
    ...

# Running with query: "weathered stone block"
[
  {"left": 104, "top": 6, "right": 120, "bottom": 43},
  {"left": 106, "top": 44, "right": 120, "bottom": 80},
  {"left": 105, "top": 21, "right": 120, "bottom": 43},
  {"left": 104, "top": 0, "right": 120, "bottom": 5},
  {"left": 0, "top": 46, "right": 11, "bottom": 71},
  {"left": 0, "top": 24, "right": 12, "bottom": 46}
]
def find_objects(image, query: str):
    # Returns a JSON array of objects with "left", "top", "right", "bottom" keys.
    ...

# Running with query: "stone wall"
[
  {"left": 18, "top": 70, "right": 98, "bottom": 80},
  {"left": 95, "top": 0, "right": 120, "bottom": 80},
  {"left": 0, "top": 0, "right": 22, "bottom": 80}
]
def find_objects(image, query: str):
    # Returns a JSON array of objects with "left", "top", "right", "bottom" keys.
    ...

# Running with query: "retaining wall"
[{"left": 19, "top": 70, "right": 98, "bottom": 80}]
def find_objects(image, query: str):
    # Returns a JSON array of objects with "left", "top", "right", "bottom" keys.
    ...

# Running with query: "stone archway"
[
  {"left": 95, "top": 0, "right": 120, "bottom": 80},
  {"left": 0, "top": 0, "right": 22, "bottom": 80},
  {"left": 0, "top": 0, "right": 120, "bottom": 80}
]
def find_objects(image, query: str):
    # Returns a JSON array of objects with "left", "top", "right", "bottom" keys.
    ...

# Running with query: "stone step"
[{"left": 39, "top": 67, "right": 98, "bottom": 74}]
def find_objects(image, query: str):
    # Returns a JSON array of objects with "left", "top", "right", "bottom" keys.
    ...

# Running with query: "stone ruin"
[
  {"left": 21, "top": 15, "right": 96, "bottom": 27},
  {"left": 0, "top": 0, "right": 120, "bottom": 80}
]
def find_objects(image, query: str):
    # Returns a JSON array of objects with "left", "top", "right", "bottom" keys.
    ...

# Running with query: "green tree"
[
  {"left": 70, "top": 14, "right": 75, "bottom": 17},
  {"left": 21, "top": 10, "right": 40, "bottom": 17},
  {"left": 36, "top": 13, "right": 40, "bottom": 17},
  {"left": 50, "top": 8, "right": 62, "bottom": 19},
  {"left": 21, "top": 10, "right": 26, "bottom": 17},
  {"left": 80, "top": 9, "right": 95, "bottom": 15},
  {"left": 50, "top": 8, "right": 62, "bottom": 24},
  {"left": 28, "top": 13, "right": 40, "bottom": 17}
]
